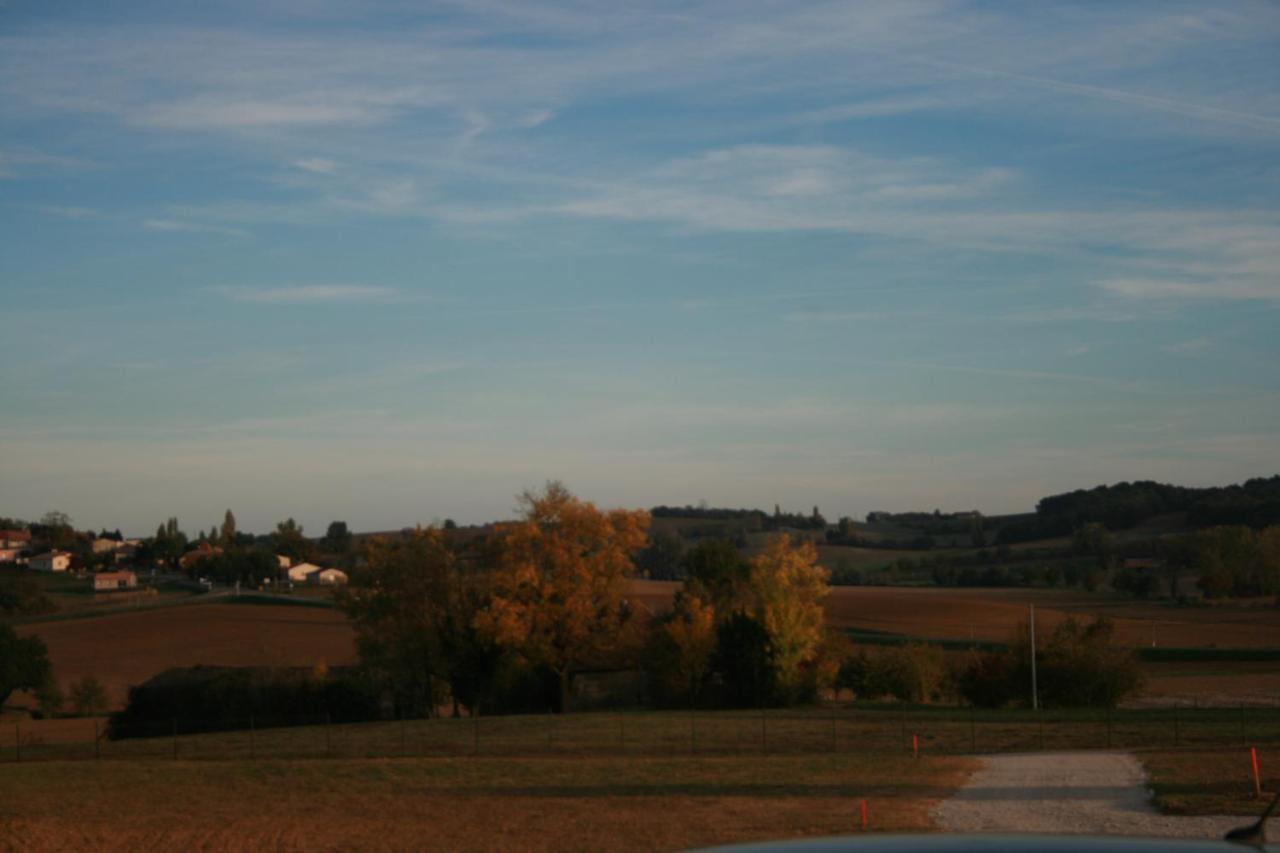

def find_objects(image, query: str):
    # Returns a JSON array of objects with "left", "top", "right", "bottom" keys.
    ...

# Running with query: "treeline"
[
  {"left": 651, "top": 504, "right": 828, "bottom": 531},
  {"left": 998, "top": 476, "right": 1280, "bottom": 543}
]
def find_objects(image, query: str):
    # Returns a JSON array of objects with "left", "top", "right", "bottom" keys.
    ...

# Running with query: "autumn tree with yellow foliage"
[
  {"left": 475, "top": 482, "right": 650, "bottom": 712},
  {"left": 746, "top": 534, "right": 831, "bottom": 699},
  {"left": 648, "top": 590, "right": 717, "bottom": 706}
]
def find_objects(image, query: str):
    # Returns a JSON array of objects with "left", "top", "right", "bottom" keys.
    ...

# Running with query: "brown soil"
[
  {"left": 629, "top": 580, "right": 1280, "bottom": 648},
  {"left": 15, "top": 603, "right": 356, "bottom": 708}
]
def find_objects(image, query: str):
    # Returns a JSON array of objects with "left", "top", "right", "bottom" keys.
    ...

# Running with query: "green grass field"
[
  {"left": 1142, "top": 747, "right": 1278, "bottom": 815},
  {"left": 9, "top": 705, "right": 1278, "bottom": 764},
  {"left": 0, "top": 751, "right": 973, "bottom": 851}
]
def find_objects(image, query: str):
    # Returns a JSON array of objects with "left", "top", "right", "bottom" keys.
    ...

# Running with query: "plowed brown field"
[
  {"left": 630, "top": 580, "right": 1280, "bottom": 648},
  {"left": 15, "top": 603, "right": 356, "bottom": 708}
]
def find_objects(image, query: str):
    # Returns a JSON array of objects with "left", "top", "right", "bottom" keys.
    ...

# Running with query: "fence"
[{"left": 6, "top": 704, "right": 1280, "bottom": 764}]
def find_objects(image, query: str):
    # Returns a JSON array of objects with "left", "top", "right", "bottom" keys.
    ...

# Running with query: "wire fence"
[{"left": 6, "top": 704, "right": 1280, "bottom": 764}]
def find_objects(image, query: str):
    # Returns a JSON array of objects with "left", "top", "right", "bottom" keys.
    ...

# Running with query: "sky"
[{"left": 2, "top": 1, "right": 1279, "bottom": 536}]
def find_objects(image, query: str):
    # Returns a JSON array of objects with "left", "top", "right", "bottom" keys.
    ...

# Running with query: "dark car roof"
[{"left": 692, "top": 834, "right": 1277, "bottom": 853}]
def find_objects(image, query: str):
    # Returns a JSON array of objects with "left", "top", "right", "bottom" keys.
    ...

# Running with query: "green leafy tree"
[
  {"left": 273, "top": 518, "right": 311, "bottom": 562},
  {"left": 681, "top": 539, "right": 750, "bottom": 614},
  {"left": 0, "top": 624, "right": 52, "bottom": 708},
  {"left": 220, "top": 509, "right": 237, "bottom": 545},
  {"left": 340, "top": 528, "right": 498, "bottom": 717},
  {"left": 322, "top": 520, "right": 353, "bottom": 556},
  {"left": 69, "top": 674, "right": 109, "bottom": 716},
  {"left": 35, "top": 678, "right": 64, "bottom": 718},
  {"left": 708, "top": 612, "right": 777, "bottom": 707}
]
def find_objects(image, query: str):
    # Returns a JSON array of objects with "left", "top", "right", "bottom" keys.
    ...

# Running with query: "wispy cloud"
[
  {"left": 1099, "top": 276, "right": 1280, "bottom": 301},
  {"left": 217, "top": 284, "right": 402, "bottom": 304},
  {"left": 144, "top": 218, "right": 247, "bottom": 236},
  {"left": 0, "top": 147, "right": 93, "bottom": 178},
  {"left": 37, "top": 205, "right": 100, "bottom": 219},
  {"left": 1164, "top": 336, "right": 1212, "bottom": 354},
  {"left": 292, "top": 157, "right": 337, "bottom": 174}
]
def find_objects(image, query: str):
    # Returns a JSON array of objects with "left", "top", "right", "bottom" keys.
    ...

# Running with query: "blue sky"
[{"left": 2, "top": 1, "right": 1279, "bottom": 536}]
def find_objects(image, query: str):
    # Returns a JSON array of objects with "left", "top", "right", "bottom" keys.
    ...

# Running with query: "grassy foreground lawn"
[
  {"left": 1142, "top": 748, "right": 1277, "bottom": 816},
  {"left": 0, "top": 753, "right": 973, "bottom": 852}
]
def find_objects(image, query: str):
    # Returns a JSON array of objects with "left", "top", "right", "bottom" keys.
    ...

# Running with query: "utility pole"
[{"left": 1029, "top": 604, "right": 1039, "bottom": 712}]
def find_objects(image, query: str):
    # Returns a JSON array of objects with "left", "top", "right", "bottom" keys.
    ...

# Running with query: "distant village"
[{"left": 0, "top": 517, "right": 349, "bottom": 596}]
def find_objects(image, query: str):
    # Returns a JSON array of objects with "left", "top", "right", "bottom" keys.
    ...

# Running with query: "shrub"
[
  {"left": 34, "top": 678, "right": 64, "bottom": 718},
  {"left": 708, "top": 612, "right": 778, "bottom": 708},
  {"left": 954, "top": 650, "right": 1017, "bottom": 708},
  {"left": 108, "top": 665, "right": 383, "bottom": 739},
  {"left": 69, "top": 675, "right": 108, "bottom": 716},
  {"left": 861, "top": 643, "right": 952, "bottom": 704}
]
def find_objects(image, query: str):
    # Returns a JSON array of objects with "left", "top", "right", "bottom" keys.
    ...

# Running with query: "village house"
[
  {"left": 30, "top": 551, "right": 72, "bottom": 572},
  {"left": 0, "top": 548, "right": 19, "bottom": 563},
  {"left": 276, "top": 554, "right": 292, "bottom": 569},
  {"left": 313, "top": 568, "right": 348, "bottom": 586},
  {"left": 287, "top": 562, "right": 323, "bottom": 583},
  {"left": 0, "top": 530, "right": 31, "bottom": 550},
  {"left": 93, "top": 570, "right": 138, "bottom": 591},
  {"left": 91, "top": 537, "right": 123, "bottom": 554}
]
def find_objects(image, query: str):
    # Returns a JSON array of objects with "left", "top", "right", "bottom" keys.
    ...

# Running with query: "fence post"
[
  {"left": 1038, "top": 714, "right": 1045, "bottom": 751},
  {"left": 1105, "top": 711, "right": 1112, "bottom": 750},
  {"left": 761, "top": 709, "right": 767, "bottom": 755},
  {"left": 1251, "top": 747, "right": 1263, "bottom": 799},
  {"left": 690, "top": 707, "right": 696, "bottom": 755}
]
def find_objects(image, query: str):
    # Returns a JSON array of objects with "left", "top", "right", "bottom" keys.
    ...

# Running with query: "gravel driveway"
[{"left": 932, "top": 751, "right": 1245, "bottom": 839}]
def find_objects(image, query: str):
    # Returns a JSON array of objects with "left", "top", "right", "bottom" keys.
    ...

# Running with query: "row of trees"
[{"left": 342, "top": 483, "right": 836, "bottom": 716}]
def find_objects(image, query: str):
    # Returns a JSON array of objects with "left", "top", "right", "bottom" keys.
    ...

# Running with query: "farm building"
[
  {"left": 0, "top": 530, "right": 31, "bottom": 549},
  {"left": 0, "top": 548, "right": 19, "bottom": 563},
  {"left": 287, "top": 562, "right": 323, "bottom": 583},
  {"left": 312, "top": 568, "right": 348, "bottom": 586},
  {"left": 29, "top": 551, "right": 72, "bottom": 572},
  {"left": 91, "top": 537, "right": 123, "bottom": 554},
  {"left": 93, "top": 570, "right": 138, "bottom": 591},
  {"left": 276, "top": 554, "right": 292, "bottom": 569}
]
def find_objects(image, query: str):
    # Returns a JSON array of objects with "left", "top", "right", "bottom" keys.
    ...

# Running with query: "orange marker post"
[
  {"left": 1250, "top": 747, "right": 1262, "bottom": 799},
  {"left": 860, "top": 799, "right": 868, "bottom": 831},
  {"left": 912, "top": 733, "right": 919, "bottom": 759}
]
